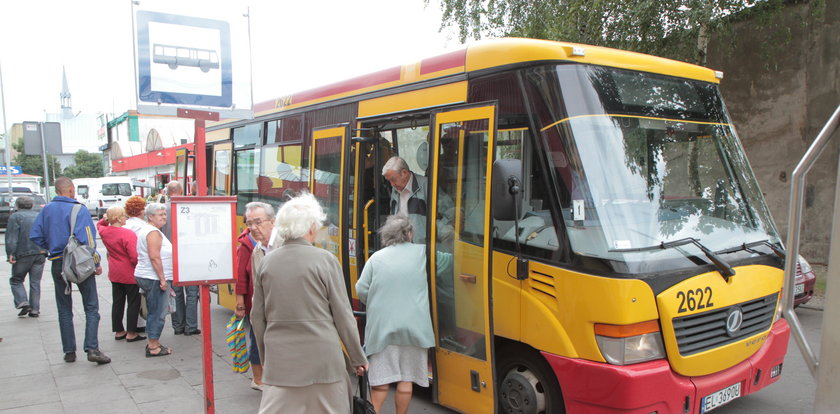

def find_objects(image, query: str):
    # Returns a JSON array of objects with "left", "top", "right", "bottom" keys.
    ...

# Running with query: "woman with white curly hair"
[{"left": 251, "top": 193, "right": 367, "bottom": 413}]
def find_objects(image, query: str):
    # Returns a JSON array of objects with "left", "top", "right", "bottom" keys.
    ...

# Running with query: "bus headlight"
[{"left": 595, "top": 321, "right": 666, "bottom": 365}]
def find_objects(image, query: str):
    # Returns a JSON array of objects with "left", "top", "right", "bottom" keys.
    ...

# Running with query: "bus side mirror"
[{"left": 491, "top": 159, "right": 522, "bottom": 221}]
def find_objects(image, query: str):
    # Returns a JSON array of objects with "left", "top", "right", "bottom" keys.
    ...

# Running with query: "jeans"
[
  {"left": 51, "top": 259, "right": 100, "bottom": 353},
  {"left": 172, "top": 285, "right": 199, "bottom": 332},
  {"left": 10, "top": 254, "right": 45, "bottom": 312},
  {"left": 135, "top": 277, "right": 168, "bottom": 340},
  {"left": 112, "top": 282, "right": 140, "bottom": 332}
]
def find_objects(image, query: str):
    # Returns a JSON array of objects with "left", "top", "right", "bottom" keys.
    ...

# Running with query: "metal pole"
[
  {"left": 814, "top": 150, "right": 840, "bottom": 413},
  {"left": 245, "top": 7, "right": 254, "bottom": 112},
  {"left": 39, "top": 122, "right": 50, "bottom": 197},
  {"left": 0, "top": 61, "right": 13, "bottom": 189}
]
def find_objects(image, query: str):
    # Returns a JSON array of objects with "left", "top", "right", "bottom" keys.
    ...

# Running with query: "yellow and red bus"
[{"left": 207, "top": 38, "right": 789, "bottom": 413}]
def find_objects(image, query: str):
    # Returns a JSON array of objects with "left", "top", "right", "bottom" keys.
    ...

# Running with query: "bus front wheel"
[{"left": 497, "top": 345, "right": 565, "bottom": 414}]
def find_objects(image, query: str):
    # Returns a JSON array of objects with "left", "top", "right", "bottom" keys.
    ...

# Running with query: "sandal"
[
  {"left": 145, "top": 345, "right": 172, "bottom": 358},
  {"left": 115, "top": 333, "right": 127, "bottom": 341},
  {"left": 127, "top": 335, "right": 147, "bottom": 342}
]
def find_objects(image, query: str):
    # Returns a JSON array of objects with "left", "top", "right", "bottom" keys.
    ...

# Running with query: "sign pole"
[
  {"left": 38, "top": 123, "right": 50, "bottom": 197},
  {"left": 177, "top": 109, "right": 219, "bottom": 414},
  {"left": 0, "top": 61, "right": 14, "bottom": 190}
]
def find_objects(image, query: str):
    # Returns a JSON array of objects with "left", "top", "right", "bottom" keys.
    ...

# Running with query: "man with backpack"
[{"left": 30, "top": 177, "right": 111, "bottom": 364}]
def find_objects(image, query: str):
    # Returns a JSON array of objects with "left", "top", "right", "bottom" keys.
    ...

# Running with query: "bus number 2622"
[{"left": 676, "top": 287, "right": 714, "bottom": 313}]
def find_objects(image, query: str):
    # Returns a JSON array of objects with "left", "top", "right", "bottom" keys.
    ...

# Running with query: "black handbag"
[{"left": 353, "top": 371, "right": 376, "bottom": 414}]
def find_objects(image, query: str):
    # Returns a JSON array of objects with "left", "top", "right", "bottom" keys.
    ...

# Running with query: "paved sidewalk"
[{"left": 0, "top": 241, "right": 262, "bottom": 414}]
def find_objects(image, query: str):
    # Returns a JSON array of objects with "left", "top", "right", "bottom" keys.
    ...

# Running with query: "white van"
[{"left": 74, "top": 177, "right": 136, "bottom": 218}]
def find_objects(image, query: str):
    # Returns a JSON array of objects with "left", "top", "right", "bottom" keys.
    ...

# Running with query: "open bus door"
[
  {"left": 210, "top": 141, "right": 236, "bottom": 310},
  {"left": 430, "top": 104, "right": 497, "bottom": 413},
  {"left": 309, "top": 125, "right": 347, "bottom": 267}
]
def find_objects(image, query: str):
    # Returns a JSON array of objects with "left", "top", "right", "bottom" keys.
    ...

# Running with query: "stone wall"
[{"left": 706, "top": 0, "right": 840, "bottom": 264}]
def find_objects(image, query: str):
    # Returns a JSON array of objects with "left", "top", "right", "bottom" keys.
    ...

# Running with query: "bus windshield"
[{"left": 529, "top": 64, "right": 780, "bottom": 274}]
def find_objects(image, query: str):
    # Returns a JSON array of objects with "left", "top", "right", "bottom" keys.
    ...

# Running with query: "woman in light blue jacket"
[{"left": 356, "top": 215, "right": 450, "bottom": 414}]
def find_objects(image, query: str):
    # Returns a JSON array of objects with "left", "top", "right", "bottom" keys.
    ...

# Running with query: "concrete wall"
[{"left": 706, "top": 0, "right": 840, "bottom": 264}]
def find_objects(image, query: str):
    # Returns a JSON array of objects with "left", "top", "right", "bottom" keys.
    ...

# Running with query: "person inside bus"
[
  {"left": 381, "top": 156, "right": 455, "bottom": 244},
  {"left": 356, "top": 215, "right": 452, "bottom": 414},
  {"left": 251, "top": 193, "right": 367, "bottom": 413}
]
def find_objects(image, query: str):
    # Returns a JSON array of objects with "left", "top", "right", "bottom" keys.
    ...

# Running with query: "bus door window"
[
  {"left": 310, "top": 126, "right": 347, "bottom": 264},
  {"left": 435, "top": 119, "right": 488, "bottom": 357},
  {"left": 211, "top": 144, "right": 232, "bottom": 195},
  {"left": 358, "top": 131, "right": 393, "bottom": 255}
]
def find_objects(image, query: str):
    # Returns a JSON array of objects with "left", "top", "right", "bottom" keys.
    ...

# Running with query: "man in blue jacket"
[{"left": 30, "top": 177, "right": 110, "bottom": 364}]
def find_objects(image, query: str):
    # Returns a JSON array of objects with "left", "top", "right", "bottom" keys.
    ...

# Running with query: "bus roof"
[{"left": 249, "top": 37, "right": 720, "bottom": 117}]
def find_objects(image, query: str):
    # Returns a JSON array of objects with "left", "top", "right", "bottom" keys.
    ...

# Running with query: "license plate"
[
  {"left": 701, "top": 382, "right": 741, "bottom": 413},
  {"left": 794, "top": 283, "right": 805, "bottom": 296}
]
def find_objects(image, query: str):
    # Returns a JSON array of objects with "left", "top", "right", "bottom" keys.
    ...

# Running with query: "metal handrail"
[{"left": 782, "top": 104, "right": 840, "bottom": 379}]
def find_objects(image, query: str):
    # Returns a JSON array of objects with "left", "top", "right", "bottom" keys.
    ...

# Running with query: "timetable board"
[{"left": 170, "top": 196, "right": 237, "bottom": 285}]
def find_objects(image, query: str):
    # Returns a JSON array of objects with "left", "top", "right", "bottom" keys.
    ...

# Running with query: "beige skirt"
[{"left": 258, "top": 380, "right": 350, "bottom": 414}]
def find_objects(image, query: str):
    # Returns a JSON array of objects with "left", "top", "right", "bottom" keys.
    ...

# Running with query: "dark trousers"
[
  {"left": 51, "top": 259, "right": 100, "bottom": 353},
  {"left": 111, "top": 282, "right": 140, "bottom": 333},
  {"left": 10, "top": 254, "right": 45, "bottom": 312}
]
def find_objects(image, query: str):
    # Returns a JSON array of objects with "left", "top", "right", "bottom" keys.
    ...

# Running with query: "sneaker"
[
  {"left": 184, "top": 329, "right": 202, "bottom": 336},
  {"left": 64, "top": 352, "right": 77, "bottom": 363},
  {"left": 173, "top": 329, "right": 184, "bottom": 335},
  {"left": 18, "top": 306, "right": 31, "bottom": 317},
  {"left": 86, "top": 349, "right": 111, "bottom": 365},
  {"left": 28, "top": 311, "right": 39, "bottom": 318},
  {"left": 250, "top": 380, "right": 263, "bottom": 391}
]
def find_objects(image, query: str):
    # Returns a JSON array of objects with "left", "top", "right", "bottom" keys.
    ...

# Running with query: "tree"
[
  {"left": 12, "top": 138, "right": 62, "bottom": 179},
  {"left": 428, "top": 0, "right": 794, "bottom": 65},
  {"left": 63, "top": 150, "right": 104, "bottom": 179}
]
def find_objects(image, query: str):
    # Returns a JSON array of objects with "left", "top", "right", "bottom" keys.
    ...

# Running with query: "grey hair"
[
  {"left": 381, "top": 156, "right": 409, "bottom": 176},
  {"left": 15, "top": 196, "right": 33, "bottom": 209},
  {"left": 144, "top": 202, "right": 167, "bottom": 220},
  {"left": 166, "top": 180, "right": 184, "bottom": 196},
  {"left": 275, "top": 193, "right": 325, "bottom": 240},
  {"left": 379, "top": 215, "right": 413, "bottom": 247},
  {"left": 245, "top": 201, "right": 276, "bottom": 219}
]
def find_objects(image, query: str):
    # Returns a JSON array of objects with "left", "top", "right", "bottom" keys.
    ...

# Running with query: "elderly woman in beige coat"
[{"left": 251, "top": 193, "right": 368, "bottom": 413}]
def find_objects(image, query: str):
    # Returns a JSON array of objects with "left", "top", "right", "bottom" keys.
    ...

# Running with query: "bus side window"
[{"left": 492, "top": 128, "right": 566, "bottom": 262}]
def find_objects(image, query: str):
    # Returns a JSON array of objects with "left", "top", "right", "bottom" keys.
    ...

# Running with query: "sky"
[{"left": 0, "top": 0, "right": 462, "bottom": 129}]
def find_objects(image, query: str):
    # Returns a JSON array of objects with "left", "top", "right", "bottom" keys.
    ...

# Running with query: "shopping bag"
[
  {"left": 225, "top": 315, "right": 250, "bottom": 373},
  {"left": 353, "top": 371, "right": 376, "bottom": 414}
]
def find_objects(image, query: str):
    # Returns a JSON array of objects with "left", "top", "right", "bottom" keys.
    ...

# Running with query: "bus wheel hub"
[{"left": 500, "top": 368, "right": 545, "bottom": 414}]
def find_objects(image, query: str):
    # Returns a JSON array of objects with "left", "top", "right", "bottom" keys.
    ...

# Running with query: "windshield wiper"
[
  {"left": 715, "top": 239, "right": 785, "bottom": 259},
  {"left": 610, "top": 237, "right": 735, "bottom": 280}
]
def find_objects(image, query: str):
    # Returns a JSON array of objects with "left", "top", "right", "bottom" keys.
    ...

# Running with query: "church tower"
[{"left": 60, "top": 66, "right": 72, "bottom": 119}]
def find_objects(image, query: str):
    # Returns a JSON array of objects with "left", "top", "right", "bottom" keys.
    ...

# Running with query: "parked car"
[
  {"left": 0, "top": 193, "right": 46, "bottom": 229},
  {"left": 794, "top": 254, "right": 817, "bottom": 307},
  {"left": 0, "top": 186, "right": 34, "bottom": 194},
  {"left": 74, "top": 177, "right": 135, "bottom": 218}
]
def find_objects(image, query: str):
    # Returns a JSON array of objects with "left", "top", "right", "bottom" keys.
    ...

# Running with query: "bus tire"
[{"left": 497, "top": 344, "right": 565, "bottom": 414}]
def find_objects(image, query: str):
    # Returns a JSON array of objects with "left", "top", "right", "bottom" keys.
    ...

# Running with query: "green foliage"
[
  {"left": 11, "top": 138, "right": 62, "bottom": 179},
  {"left": 429, "top": 0, "right": 796, "bottom": 64},
  {"left": 62, "top": 150, "right": 104, "bottom": 179}
]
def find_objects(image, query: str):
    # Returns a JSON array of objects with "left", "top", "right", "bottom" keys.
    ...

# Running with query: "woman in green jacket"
[{"left": 356, "top": 215, "right": 451, "bottom": 414}]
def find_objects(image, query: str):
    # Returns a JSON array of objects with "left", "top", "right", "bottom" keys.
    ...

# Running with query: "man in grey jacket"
[
  {"left": 6, "top": 196, "right": 48, "bottom": 317},
  {"left": 382, "top": 156, "right": 455, "bottom": 244}
]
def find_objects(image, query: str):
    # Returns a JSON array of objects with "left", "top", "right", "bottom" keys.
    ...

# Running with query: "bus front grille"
[{"left": 672, "top": 293, "right": 777, "bottom": 356}]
